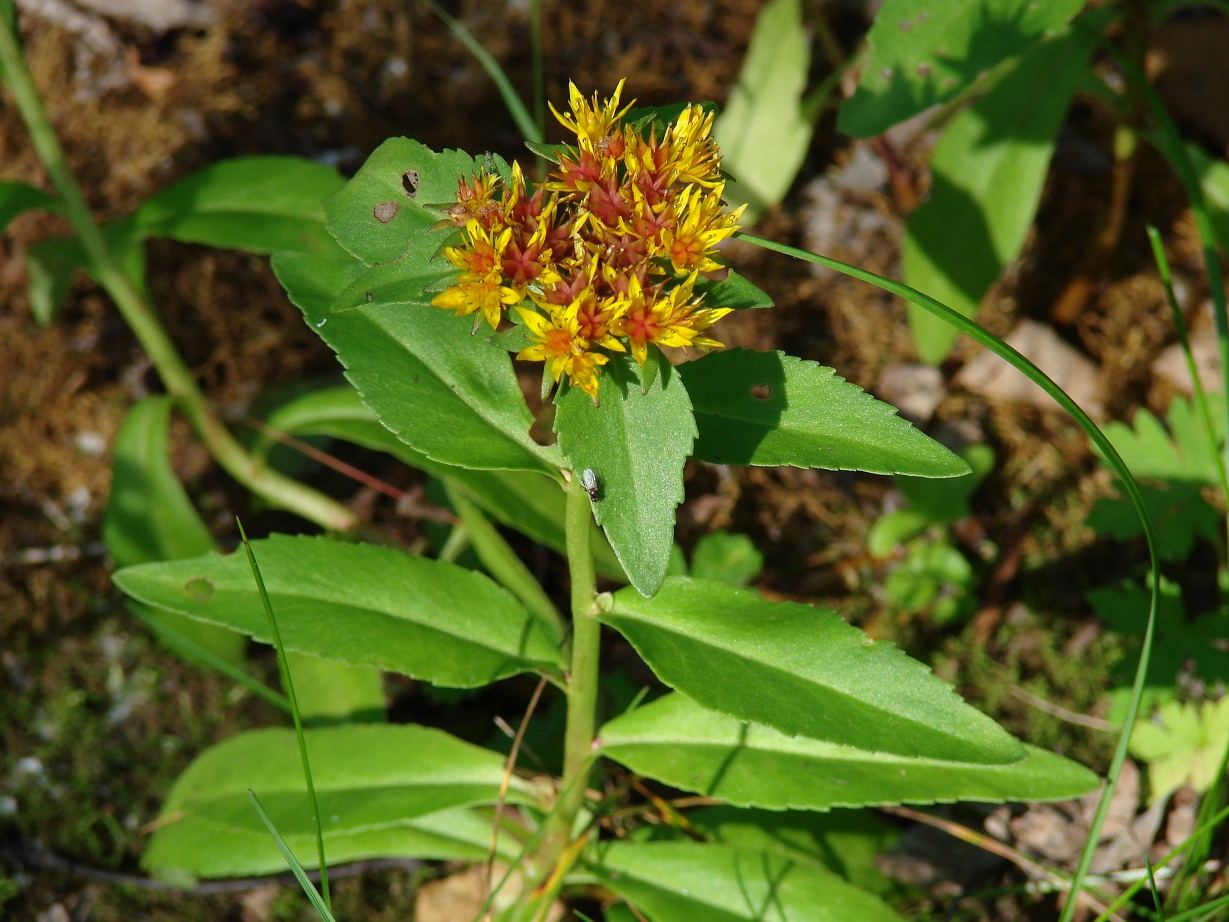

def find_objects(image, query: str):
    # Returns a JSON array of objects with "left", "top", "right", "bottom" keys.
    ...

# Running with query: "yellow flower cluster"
[{"left": 430, "top": 80, "right": 744, "bottom": 399}]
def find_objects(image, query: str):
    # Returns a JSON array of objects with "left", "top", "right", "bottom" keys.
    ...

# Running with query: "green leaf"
[
  {"left": 837, "top": 0, "right": 1087, "bottom": 138},
  {"left": 525, "top": 140, "right": 571, "bottom": 164},
  {"left": 1130, "top": 698, "right": 1229, "bottom": 802},
  {"left": 689, "top": 532, "right": 763, "bottom": 587},
  {"left": 868, "top": 507, "right": 936, "bottom": 557},
  {"left": 1089, "top": 481, "right": 1219, "bottom": 562},
  {"left": 132, "top": 157, "right": 347, "bottom": 256},
  {"left": 283, "top": 651, "right": 386, "bottom": 726},
  {"left": 600, "top": 693, "right": 1098, "bottom": 811},
  {"left": 1089, "top": 395, "right": 1223, "bottom": 559},
  {"left": 257, "top": 384, "right": 625, "bottom": 581},
  {"left": 324, "top": 138, "right": 507, "bottom": 265},
  {"left": 903, "top": 29, "right": 1092, "bottom": 363},
  {"left": 714, "top": 0, "right": 814, "bottom": 219},
  {"left": 0, "top": 180, "right": 59, "bottom": 232},
  {"left": 147, "top": 807, "right": 516, "bottom": 882},
  {"left": 897, "top": 442, "right": 996, "bottom": 522},
  {"left": 602, "top": 577, "right": 1024, "bottom": 764},
  {"left": 272, "top": 251, "right": 560, "bottom": 476},
  {"left": 586, "top": 841, "right": 902, "bottom": 922},
  {"left": 103, "top": 397, "right": 216, "bottom": 569},
  {"left": 1095, "top": 395, "right": 1223, "bottom": 486},
  {"left": 25, "top": 236, "right": 78, "bottom": 325},
  {"left": 1185, "top": 143, "right": 1229, "bottom": 255},
  {"left": 25, "top": 219, "right": 146, "bottom": 325},
  {"left": 679, "top": 349, "right": 968, "bottom": 477},
  {"left": 102, "top": 396, "right": 245, "bottom": 666},
  {"left": 676, "top": 805, "right": 898, "bottom": 895},
  {"left": 1089, "top": 578, "right": 1229, "bottom": 722},
  {"left": 144, "top": 724, "right": 535, "bottom": 878},
  {"left": 113, "top": 534, "right": 565, "bottom": 687},
  {"left": 555, "top": 354, "right": 696, "bottom": 598},
  {"left": 327, "top": 246, "right": 458, "bottom": 314},
  {"left": 883, "top": 539, "right": 976, "bottom": 623},
  {"left": 693, "top": 271, "right": 774, "bottom": 310}
]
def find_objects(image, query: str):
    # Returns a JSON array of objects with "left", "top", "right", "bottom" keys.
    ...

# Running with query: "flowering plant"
[
  {"left": 111, "top": 85, "right": 1099, "bottom": 920},
  {"left": 432, "top": 81, "right": 739, "bottom": 398}
]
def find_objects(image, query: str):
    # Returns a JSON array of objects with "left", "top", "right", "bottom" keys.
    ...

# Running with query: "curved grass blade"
[
  {"left": 421, "top": 0, "right": 542, "bottom": 145},
  {"left": 237, "top": 520, "right": 330, "bottom": 913},
  {"left": 248, "top": 790, "right": 337, "bottom": 922},
  {"left": 734, "top": 230, "right": 1160, "bottom": 922}
]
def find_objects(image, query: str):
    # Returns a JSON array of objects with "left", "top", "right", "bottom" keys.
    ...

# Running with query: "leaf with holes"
[
  {"left": 273, "top": 251, "right": 560, "bottom": 475},
  {"left": 602, "top": 577, "right": 1023, "bottom": 763},
  {"left": 555, "top": 353, "right": 696, "bottom": 598},
  {"left": 600, "top": 693, "right": 1095, "bottom": 810},
  {"left": 144, "top": 724, "right": 538, "bottom": 878},
  {"left": 325, "top": 138, "right": 509, "bottom": 265},
  {"left": 679, "top": 349, "right": 967, "bottom": 477},
  {"left": 112, "top": 534, "right": 565, "bottom": 686}
]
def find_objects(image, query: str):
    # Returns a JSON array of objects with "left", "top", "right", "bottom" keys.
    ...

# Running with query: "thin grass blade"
[
  {"left": 237, "top": 519, "right": 331, "bottom": 912},
  {"left": 248, "top": 790, "right": 338, "bottom": 922},
  {"left": 421, "top": 0, "right": 542, "bottom": 145},
  {"left": 734, "top": 231, "right": 1160, "bottom": 922}
]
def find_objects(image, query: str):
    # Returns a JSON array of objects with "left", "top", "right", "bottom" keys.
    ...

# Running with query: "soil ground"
[{"left": 2, "top": 1, "right": 1226, "bottom": 919}]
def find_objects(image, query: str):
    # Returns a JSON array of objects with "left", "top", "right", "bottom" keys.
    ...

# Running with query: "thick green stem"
[
  {"left": 0, "top": 16, "right": 358, "bottom": 533},
  {"left": 528, "top": 472, "right": 600, "bottom": 901}
]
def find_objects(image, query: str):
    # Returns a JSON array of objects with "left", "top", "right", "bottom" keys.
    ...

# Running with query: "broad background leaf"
[
  {"left": 715, "top": 0, "right": 816, "bottom": 220},
  {"left": 587, "top": 841, "right": 901, "bottom": 922},
  {"left": 145, "top": 724, "right": 535, "bottom": 878},
  {"left": 27, "top": 156, "right": 345, "bottom": 322},
  {"left": 680, "top": 349, "right": 968, "bottom": 476},
  {"left": 148, "top": 807, "right": 518, "bottom": 883},
  {"left": 26, "top": 219, "right": 145, "bottom": 325},
  {"left": 113, "top": 534, "right": 564, "bottom": 687},
  {"left": 555, "top": 354, "right": 696, "bottom": 597},
  {"left": 283, "top": 651, "right": 386, "bottom": 726},
  {"left": 1185, "top": 143, "right": 1229, "bottom": 255},
  {"left": 1088, "top": 395, "right": 1222, "bottom": 559},
  {"left": 0, "top": 180, "right": 59, "bottom": 232},
  {"left": 838, "top": 0, "right": 1087, "bottom": 138},
  {"left": 603, "top": 577, "right": 1024, "bottom": 764},
  {"left": 102, "top": 396, "right": 246, "bottom": 665},
  {"left": 600, "top": 693, "right": 1097, "bottom": 810},
  {"left": 903, "top": 29, "right": 1093, "bottom": 363},
  {"left": 1089, "top": 577, "right": 1229, "bottom": 722},
  {"left": 273, "top": 250, "right": 561, "bottom": 476},
  {"left": 131, "top": 156, "right": 347, "bottom": 256}
]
